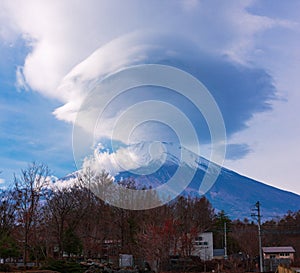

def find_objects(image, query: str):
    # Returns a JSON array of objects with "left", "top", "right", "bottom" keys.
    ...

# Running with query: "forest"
[{"left": 0, "top": 162, "right": 300, "bottom": 272}]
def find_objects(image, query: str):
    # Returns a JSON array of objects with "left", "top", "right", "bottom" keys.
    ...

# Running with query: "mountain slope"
[
  {"left": 60, "top": 142, "right": 300, "bottom": 219},
  {"left": 110, "top": 142, "right": 300, "bottom": 219},
  {"left": 205, "top": 168, "right": 300, "bottom": 219}
]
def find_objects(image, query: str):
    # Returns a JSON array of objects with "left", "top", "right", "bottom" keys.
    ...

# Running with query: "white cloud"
[
  {"left": 46, "top": 175, "right": 78, "bottom": 191},
  {"left": 82, "top": 142, "right": 167, "bottom": 177},
  {"left": 224, "top": 6, "right": 300, "bottom": 193},
  {"left": 53, "top": 31, "right": 201, "bottom": 124},
  {"left": 53, "top": 31, "right": 157, "bottom": 122},
  {"left": 1, "top": 0, "right": 300, "bottom": 194},
  {"left": 1, "top": 0, "right": 285, "bottom": 99}
]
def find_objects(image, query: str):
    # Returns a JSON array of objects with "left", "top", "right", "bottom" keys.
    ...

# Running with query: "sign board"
[{"left": 119, "top": 254, "right": 133, "bottom": 267}]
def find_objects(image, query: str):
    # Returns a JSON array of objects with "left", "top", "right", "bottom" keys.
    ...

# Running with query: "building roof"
[{"left": 262, "top": 246, "right": 295, "bottom": 253}]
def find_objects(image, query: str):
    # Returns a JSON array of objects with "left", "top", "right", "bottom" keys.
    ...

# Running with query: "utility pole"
[
  {"left": 224, "top": 222, "right": 228, "bottom": 259},
  {"left": 252, "top": 201, "right": 263, "bottom": 272}
]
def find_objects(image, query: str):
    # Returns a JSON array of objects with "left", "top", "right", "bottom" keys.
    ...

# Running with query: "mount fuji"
[{"left": 66, "top": 141, "right": 300, "bottom": 219}]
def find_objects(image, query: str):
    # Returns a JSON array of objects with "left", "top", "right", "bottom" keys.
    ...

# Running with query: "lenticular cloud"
[{"left": 55, "top": 30, "right": 276, "bottom": 143}]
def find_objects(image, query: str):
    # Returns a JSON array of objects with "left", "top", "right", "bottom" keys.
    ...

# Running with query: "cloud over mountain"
[{"left": 1, "top": 1, "right": 300, "bottom": 193}]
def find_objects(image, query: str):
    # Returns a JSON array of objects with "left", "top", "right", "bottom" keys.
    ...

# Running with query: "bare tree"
[
  {"left": 170, "top": 196, "right": 214, "bottom": 257},
  {"left": 44, "top": 184, "right": 91, "bottom": 258},
  {"left": 13, "top": 162, "right": 50, "bottom": 266},
  {"left": 137, "top": 206, "right": 175, "bottom": 272},
  {"left": 0, "top": 189, "right": 20, "bottom": 262},
  {"left": 0, "top": 189, "right": 16, "bottom": 235}
]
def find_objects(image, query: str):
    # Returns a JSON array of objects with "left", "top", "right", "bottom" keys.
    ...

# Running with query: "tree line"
[{"left": 0, "top": 162, "right": 300, "bottom": 271}]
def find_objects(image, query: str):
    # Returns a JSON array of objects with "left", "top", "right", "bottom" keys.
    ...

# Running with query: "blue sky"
[
  {"left": 0, "top": 0, "right": 300, "bottom": 194},
  {"left": 0, "top": 38, "right": 75, "bottom": 181}
]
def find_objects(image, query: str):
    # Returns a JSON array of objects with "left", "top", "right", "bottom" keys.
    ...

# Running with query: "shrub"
[
  {"left": 0, "top": 263, "right": 12, "bottom": 272},
  {"left": 41, "top": 259, "right": 84, "bottom": 273}
]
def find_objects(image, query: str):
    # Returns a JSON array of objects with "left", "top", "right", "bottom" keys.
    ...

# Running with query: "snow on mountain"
[{"left": 60, "top": 141, "right": 300, "bottom": 219}]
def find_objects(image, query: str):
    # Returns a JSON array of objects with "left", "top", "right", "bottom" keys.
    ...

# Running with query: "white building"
[{"left": 192, "top": 232, "right": 213, "bottom": 261}]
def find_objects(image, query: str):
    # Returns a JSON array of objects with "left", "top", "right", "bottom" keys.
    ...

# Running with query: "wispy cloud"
[
  {"left": 1, "top": 1, "right": 287, "bottom": 97},
  {"left": 1, "top": 0, "right": 300, "bottom": 193},
  {"left": 54, "top": 31, "right": 276, "bottom": 149},
  {"left": 226, "top": 143, "right": 252, "bottom": 161},
  {"left": 15, "top": 66, "right": 29, "bottom": 91}
]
